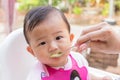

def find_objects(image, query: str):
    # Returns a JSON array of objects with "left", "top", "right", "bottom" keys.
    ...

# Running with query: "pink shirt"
[
  {"left": 27, "top": 51, "right": 89, "bottom": 80},
  {"left": 42, "top": 55, "right": 88, "bottom": 80}
]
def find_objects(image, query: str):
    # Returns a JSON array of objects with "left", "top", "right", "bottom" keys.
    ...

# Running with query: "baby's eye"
[
  {"left": 56, "top": 36, "right": 63, "bottom": 40},
  {"left": 40, "top": 42, "right": 46, "bottom": 45}
]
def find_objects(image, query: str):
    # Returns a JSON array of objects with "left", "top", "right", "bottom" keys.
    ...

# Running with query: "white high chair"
[{"left": 0, "top": 28, "right": 36, "bottom": 80}]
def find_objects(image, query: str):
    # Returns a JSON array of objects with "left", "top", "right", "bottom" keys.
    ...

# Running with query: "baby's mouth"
[{"left": 50, "top": 52, "right": 63, "bottom": 58}]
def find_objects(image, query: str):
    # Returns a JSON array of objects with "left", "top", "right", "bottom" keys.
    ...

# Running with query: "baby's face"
[{"left": 28, "top": 13, "right": 72, "bottom": 67}]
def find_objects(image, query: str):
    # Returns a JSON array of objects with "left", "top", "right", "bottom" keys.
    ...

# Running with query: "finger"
[
  {"left": 81, "top": 22, "right": 108, "bottom": 35},
  {"left": 76, "top": 43, "right": 88, "bottom": 53},
  {"left": 76, "top": 29, "right": 107, "bottom": 46},
  {"left": 88, "top": 41, "right": 107, "bottom": 53}
]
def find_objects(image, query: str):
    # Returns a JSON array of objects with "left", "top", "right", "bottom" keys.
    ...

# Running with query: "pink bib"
[{"left": 42, "top": 55, "right": 88, "bottom": 80}]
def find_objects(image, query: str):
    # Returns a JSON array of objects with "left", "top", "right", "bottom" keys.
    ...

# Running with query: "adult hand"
[{"left": 76, "top": 22, "right": 120, "bottom": 54}]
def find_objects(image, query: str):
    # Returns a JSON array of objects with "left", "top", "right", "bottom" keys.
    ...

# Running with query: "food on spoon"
[{"left": 50, "top": 52, "right": 63, "bottom": 58}]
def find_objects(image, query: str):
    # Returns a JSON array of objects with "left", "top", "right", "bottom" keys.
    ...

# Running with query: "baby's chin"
[{"left": 48, "top": 58, "right": 68, "bottom": 67}]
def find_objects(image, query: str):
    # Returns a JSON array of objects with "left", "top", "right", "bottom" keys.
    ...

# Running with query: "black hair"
[{"left": 23, "top": 6, "right": 70, "bottom": 44}]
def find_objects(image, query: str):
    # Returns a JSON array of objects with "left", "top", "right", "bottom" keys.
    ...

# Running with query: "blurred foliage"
[
  {"left": 68, "top": 0, "right": 83, "bottom": 15},
  {"left": 101, "top": 0, "right": 120, "bottom": 16},
  {"left": 17, "top": 0, "right": 119, "bottom": 16},
  {"left": 72, "top": 6, "right": 83, "bottom": 15},
  {"left": 60, "top": 7, "right": 69, "bottom": 13},
  {"left": 52, "top": 0, "right": 62, "bottom": 6},
  {"left": 17, "top": 0, "right": 83, "bottom": 14},
  {"left": 115, "top": 0, "right": 120, "bottom": 13},
  {"left": 68, "top": 0, "right": 77, "bottom": 5},
  {"left": 101, "top": 2, "right": 109, "bottom": 16},
  {"left": 17, "top": 0, "right": 48, "bottom": 12},
  {"left": 17, "top": 0, "right": 62, "bottom": 12}
]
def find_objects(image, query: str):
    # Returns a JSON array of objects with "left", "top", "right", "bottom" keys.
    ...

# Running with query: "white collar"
[{"left": 52, "top": 56, "right": 72, "bottom": 70}]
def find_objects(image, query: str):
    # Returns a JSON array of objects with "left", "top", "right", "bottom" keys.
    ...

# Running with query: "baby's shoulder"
[{"left": 27, "top": 62, "right": 46, "bottom": 80}]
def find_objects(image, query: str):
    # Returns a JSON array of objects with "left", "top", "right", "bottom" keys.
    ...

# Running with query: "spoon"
[
  {"left": 50, "top": 40, "right": 91, "bottom": 58},
  {"left": 50, "top": 46, "right": 77, "bottom": 58}
]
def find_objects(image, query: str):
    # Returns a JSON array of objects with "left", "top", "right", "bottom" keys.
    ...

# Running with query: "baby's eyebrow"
[
  {"left": 36, "top": 36, "right": 46, "bottom": 41},
  {"left": 52, "top": 31, "right": 62, "bottom": 35},
  {"left": 36, "top": 31, "right": 63, "bottom": 41}
]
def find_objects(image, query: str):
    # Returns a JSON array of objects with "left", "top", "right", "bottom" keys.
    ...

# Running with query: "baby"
[{"left": 23, "top": 6, "right": 112, "bottom": 80}]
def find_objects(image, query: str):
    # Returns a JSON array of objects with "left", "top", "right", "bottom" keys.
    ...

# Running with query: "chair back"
[{"left": 0, "top": 28, "right": 36, "bottom": 80}]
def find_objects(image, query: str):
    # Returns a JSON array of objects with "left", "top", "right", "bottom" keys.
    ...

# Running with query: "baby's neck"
[{"left": 50, "top": 56, "right": 72, "bottom": 70}]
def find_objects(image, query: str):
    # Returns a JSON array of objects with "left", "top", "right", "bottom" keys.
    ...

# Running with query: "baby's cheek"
[{"left": 61, "top": 42, "right": 71, "bottom": 49}]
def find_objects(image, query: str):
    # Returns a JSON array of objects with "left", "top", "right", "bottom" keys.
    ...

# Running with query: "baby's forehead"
[
  {"left": 30, "top": 10, "right": 63, "bottom": 30},
  {"left": 43, "top": 10, "right": 63, "bottom": 21},
  {"left": 35, "top": 11, "right": 70, "bottom": 34}
]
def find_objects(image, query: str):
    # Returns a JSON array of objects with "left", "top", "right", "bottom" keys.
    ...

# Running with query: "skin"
[
  {"left": 26, "top": 12, "right": 73, "bottom": 67},
  {"left": 76, "top": 22, "right": 120, "bottom": 54}
]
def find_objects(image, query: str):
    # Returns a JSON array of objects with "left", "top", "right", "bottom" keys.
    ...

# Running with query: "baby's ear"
[
  {"left": 70, "top": 33, "right": 74, "bottom": 42},
  {"left": 26, "top": 46, "right": 35, "bottom": 56}
]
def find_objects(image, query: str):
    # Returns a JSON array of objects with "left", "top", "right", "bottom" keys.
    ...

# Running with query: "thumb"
[{"left": 76, "top": 43, "right": 88, "bottom": 53}]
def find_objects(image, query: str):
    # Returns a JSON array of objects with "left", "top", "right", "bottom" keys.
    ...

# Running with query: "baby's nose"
[{"left": 48, "top": 41, "right": 58, "bottom": 52}]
